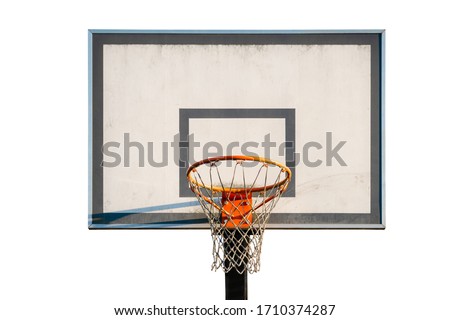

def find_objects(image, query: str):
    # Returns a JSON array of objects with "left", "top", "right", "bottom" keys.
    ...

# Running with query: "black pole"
[
  {"left": 225, "top": 267, "right": 247, "bottom": 300},
  {"left": 224, "top": 230, "right": 248, "bottom": 300}
]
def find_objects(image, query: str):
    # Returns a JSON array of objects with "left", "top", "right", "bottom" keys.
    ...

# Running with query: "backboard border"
[{"left": 88, "top": 29, "right": 386, "bottom": 230}]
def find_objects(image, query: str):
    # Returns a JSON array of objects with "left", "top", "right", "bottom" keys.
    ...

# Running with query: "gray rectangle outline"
[{"left": 178, "top": 108, "right": 296, "bottom": 198}]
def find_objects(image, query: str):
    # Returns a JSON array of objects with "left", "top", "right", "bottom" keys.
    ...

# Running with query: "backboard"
[{"left": 89, "top": 30, "right": 385, "bottom": 229}]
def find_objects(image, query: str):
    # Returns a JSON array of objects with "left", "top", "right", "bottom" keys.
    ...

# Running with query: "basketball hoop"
[{"left": 187, "top": 155, "right": 291, "bottom": 299}]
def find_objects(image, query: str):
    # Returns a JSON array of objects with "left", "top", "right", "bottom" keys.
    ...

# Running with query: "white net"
[{"left": 187, "top": 156, "right": 291, "bottom": 274}]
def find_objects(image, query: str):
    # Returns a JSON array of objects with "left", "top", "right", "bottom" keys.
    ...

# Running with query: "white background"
[{"left": 1, "top": 1, "right": 449, "bottom": 319}]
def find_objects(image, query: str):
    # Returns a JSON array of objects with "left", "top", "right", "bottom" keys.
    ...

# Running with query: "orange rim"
[{"left": 186, "top": 155, "right": 291, "bottom": 193}]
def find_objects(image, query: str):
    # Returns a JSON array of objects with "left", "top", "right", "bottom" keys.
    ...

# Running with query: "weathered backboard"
[{"left": 89, "top": 30, "right": 385, "bottom": 229}]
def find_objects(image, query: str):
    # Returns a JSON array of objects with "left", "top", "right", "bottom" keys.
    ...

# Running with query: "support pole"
[
  {"left": 225, "top": 267, "right": 248, "bottom": 300},
  {"left": 224, "top": 230, "right": 248, "bottom": 300}
]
